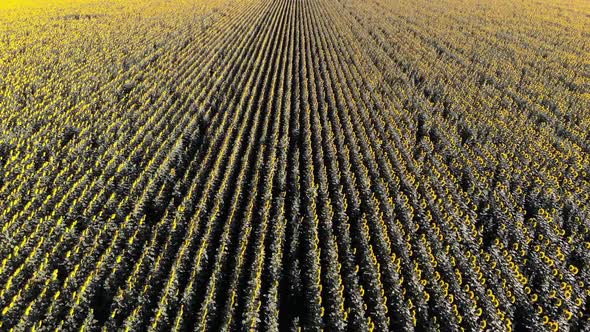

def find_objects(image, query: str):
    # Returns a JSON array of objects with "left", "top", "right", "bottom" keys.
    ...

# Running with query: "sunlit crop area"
[{"left": 1, "top": 0, "right": 589, "bottom": 330}]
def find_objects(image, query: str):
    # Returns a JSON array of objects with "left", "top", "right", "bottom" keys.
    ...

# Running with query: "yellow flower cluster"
[{"left": 0, "top": 0, "right": 588, "bottom": 330}]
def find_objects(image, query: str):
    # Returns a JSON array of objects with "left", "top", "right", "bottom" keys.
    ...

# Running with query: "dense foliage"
[{"left": 1, "top": 0, "right": 589, "bottom": 330}]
